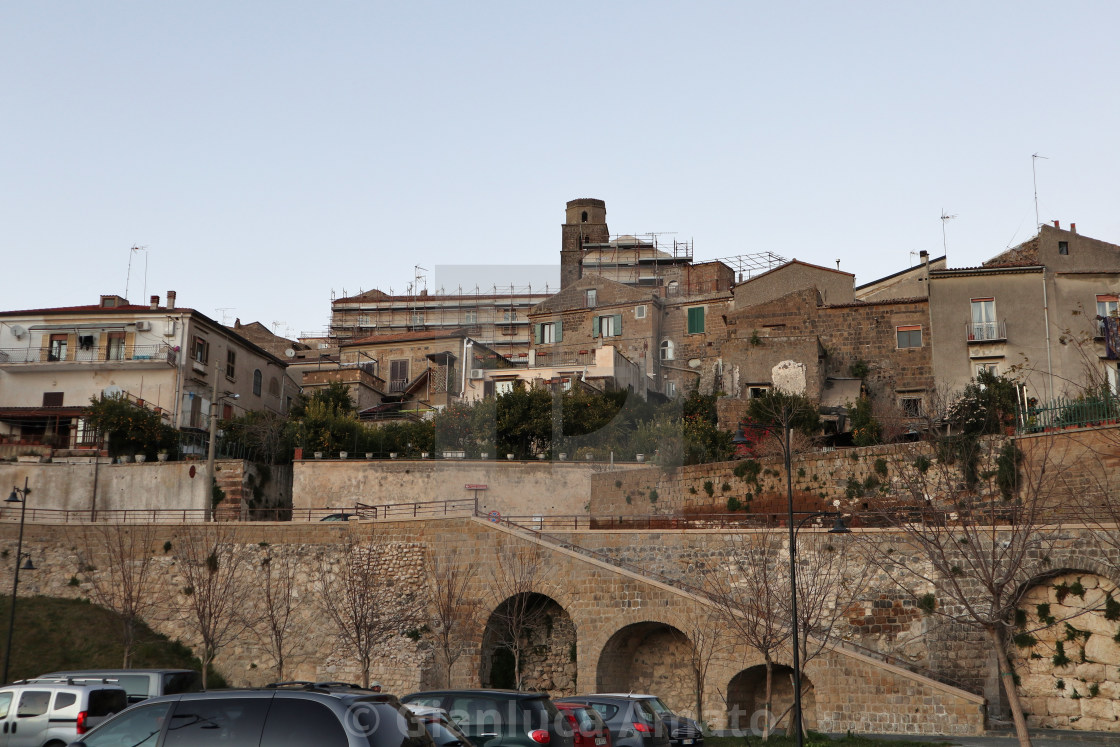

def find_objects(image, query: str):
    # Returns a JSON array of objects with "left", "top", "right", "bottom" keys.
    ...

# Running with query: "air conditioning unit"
[
  {"left": 469, "top": 369, "right": 485, "bottom": 380},
  {"left": 135, "top": 321, "right": 152, "bottom": 331}
]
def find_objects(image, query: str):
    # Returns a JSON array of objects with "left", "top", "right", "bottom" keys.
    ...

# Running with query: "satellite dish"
[
  {"left": 102, "top": 385, "right": 124, "bottom": 399},
  {"left": 284, "top": 348, "right": 296, "bottom": 358},
  {"left": 10, "top": 325, "right": 26, "bottom": 339}
]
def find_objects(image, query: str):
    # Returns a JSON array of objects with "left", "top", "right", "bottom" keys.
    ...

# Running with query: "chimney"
[
  {"left": 1053, "top": 220, "right": 1060, "bottom": 229},
  {"left": 166, "top": 290, "right": 176, "bottom": 309},
  {"left": 150, "top": 295, "right": 159, "bottom": 310},
  {"left": 920, "top": 250, "right": 929, "bottom": 264},
  {"left": 1071, "top": 222, "right": 1077, "bottom": 234}
]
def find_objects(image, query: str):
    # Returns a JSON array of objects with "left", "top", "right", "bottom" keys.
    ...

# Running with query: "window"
[
  {"left": 502, "top": 309, "right": 517, "bottom": 322},
  {"left": 976, "top": 362, "right": 999, "bottom": 378},
  {"left": 667, "top": 280, "right": 679, "bottom": 296},
  {"left": 463, "top": 310, "right": 477, "bottom": 324},
  {"left": 225, "top": 349, "right": 236, "bottom": 380},
  {"left": 259, "top": 699, "right": 348, "bottom": 747},
  {"left": 581, "top": 210, "right": 589, "bottom": 222},
  {"left": 48, "top": 334, "right": 68, "bottom": 361},
  {"left": 192, "top": 336, "right": 209, "bottom": 363},
  {"left": 748, "top": 386, "right": 770, "bottom": 399},
  {"left": 390, "top": 359, "right": 409, "bottom": 392},
  {"left": 1108, "top": 363, "right": 1120, "bottom": 395},
  {"left": 106, "top": 332, "right": 126, "bottom": 361},
  {"left": 269, "top": 377, "right": 280, "bottom": 397},
  {"left": 163, "top": 698, "right": 271, "bottom": 747},
  {"left": 535, "top": 321, "right": 562, "bottom": 344},
  {"left": 593, "top": 314, "right": 622, "bottom": 338},
  {"left": 358, "top": 314, "right": 371, "bottom": 326},
  {"left": 0, "top": 692, "right": 11, "bottom": 719},
  {"left": 252, "top": 369, "right": 262, "bottom": 396},
  {"left": 78, "top": 702, "right": 174, "bottom": 747},
  {"left": 1097, "top": 295, "right": 1118, "bottom": 336},
  {"left": 687, "top": 306, "right": 705, "bottom": 334},
  {"left": 970, "top": 298, "right": 999, "bottom": 340},
  {"left": 411, "top": 311, "right": 425, "bottom": 325},
  {"left": 665, "top": 381, "right": 677, "bottom": 397},
  {"left": 53, "top": 692, "right": 77, "bottom": 710},
  {"left": 896, "top": 325, "right": 922, "bottom": 348},
  {"left": 1059, "top": 241, "right": 1069, "bottom": 255},
  {"left": 660, "top": 339, "right": 674, "bottom": 360},
  {"left": 42, "top": 392, "right": 64, "bottom": 407},
  {"left": 901, "top": 397, "right": 923, "bottom": 417},
  {"left": 635, "top": 305, "right": 647, "bottom": 319},
  {"left": 189, "top": 394, "right": 202, "bottom": 428},
  {"left": 586, "top": 289, "right": 597, "bottom": 308},
  {"left": 222, "top": 403, "right": 234, "bottom": 419},
  {"left": 495, "top": 381, "right": 515, "bottom": 395},
  {"left": 17, "top": 690, "right": 51, "bottom": 717}
]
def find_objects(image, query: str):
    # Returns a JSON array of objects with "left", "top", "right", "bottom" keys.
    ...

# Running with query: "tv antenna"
[
  {"left": 1032, "top": 153, "right": 1048, "bottom": 229},
  {"left": 940, "top": 211, "right": 957, "bottom": 255},
  {"left": 125, "top": 246, "right": 148, "bottom": 302},
  {"left": 414, "top": 265, "right": 428, "bottom": 293},
  {"left": 215, "top": 307, "right": 234, "bottom": 325}
]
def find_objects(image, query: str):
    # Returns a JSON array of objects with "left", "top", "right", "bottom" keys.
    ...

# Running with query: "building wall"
[
  {"left": 660, "top": 294, "right": 734, "bottom": 396},
  {"left": 734, "top": 262, "right": 855, "bottom": 308}
]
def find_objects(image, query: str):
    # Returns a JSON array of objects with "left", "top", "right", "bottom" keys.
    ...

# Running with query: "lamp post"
[
  {"left": 204, "top": 357, "right": 239, "bottom": 522},
  {"left": 3, "top": 478, "right": 34, "bottom": 684}
]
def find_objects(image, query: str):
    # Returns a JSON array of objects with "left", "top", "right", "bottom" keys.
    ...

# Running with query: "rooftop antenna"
[
  {"left": 940, "top": 211, "right": 957, "bottom": 255},
  {"left": 414, "top": 265, "right": 428, "bottom": 294},
  {"left": 1032, "top": 153, "right": 1048, "bottom": 229},
  {"left": 124, "top": 246, "right": 148, "bottom": 302},
  {"left": 215, "top": 307, "right": 234, "bottom": 325}
]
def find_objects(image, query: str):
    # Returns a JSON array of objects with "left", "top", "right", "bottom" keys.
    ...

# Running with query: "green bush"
[{"left": 84, "top": 394, "right": 177, "bottom": 459}]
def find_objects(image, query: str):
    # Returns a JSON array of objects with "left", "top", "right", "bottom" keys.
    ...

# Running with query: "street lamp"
[
  {"left": 205, "top": 357, "right": 239, "bottom": 522},
  {"left": 3, "top": 478, "right": 34, "bottom": 684}
]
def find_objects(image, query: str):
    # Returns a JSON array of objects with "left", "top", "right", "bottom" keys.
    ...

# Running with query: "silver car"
[{"left": 0, "top": 680, "right": 127, "bottom": 746}]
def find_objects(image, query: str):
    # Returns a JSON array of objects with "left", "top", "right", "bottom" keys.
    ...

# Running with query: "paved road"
[{"left": 856, "top": 730, "right": 1117, "bottom": 745}]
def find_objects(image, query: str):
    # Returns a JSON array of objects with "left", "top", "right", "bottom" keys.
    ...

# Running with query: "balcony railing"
[
  {"left": 0, "top": 344, "right": 176, "bottom": 365},
  {"left": 966, "top": 320, "right": 1006, "bottom": 342}
]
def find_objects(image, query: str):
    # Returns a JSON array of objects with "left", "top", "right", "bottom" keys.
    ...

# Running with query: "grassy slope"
[{"left": 0, "top": 595, "right": 219, "bottom": 685}]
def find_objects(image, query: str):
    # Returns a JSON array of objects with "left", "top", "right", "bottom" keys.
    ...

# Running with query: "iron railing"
[
  {"left": 965, "top": 320, "right": 1006, "bottom": 342},
  {"left": 0, "top": 344, "right": 175, "bottom": 364},
  {"left": 1017, "top": 394, "right": 1120, "bottom": 434}
]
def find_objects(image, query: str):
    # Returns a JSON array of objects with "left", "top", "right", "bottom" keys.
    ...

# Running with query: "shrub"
[{"left": 703, "top": 480, "right": 714, "bottom": 497}]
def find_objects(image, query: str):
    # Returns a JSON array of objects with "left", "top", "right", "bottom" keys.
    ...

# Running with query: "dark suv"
[
  {"left": 400, "top": 689, "right": 574, "bottom": 747},
  {"left": 556, "top": 695, "right": 701, "bottom": 747},
  {"left": 70, "top": 682, "right": 433, "bottom": 747}
]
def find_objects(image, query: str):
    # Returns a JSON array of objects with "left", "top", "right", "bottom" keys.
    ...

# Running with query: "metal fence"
[{"left": 1017, "top": 394, "right": 1120, "bottom": 434}]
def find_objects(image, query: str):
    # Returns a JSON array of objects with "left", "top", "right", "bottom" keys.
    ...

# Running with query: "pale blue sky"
[{"left": 3, "top": 2, "right": 1118, "bottom": 336}]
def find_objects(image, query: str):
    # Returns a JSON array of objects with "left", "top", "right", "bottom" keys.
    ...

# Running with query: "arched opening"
[
  {"left": 581, "top": 211, "right": 589, "bottom": 222},
  {"left": 660, "top": 339, "right": 674, "bottom": 361},
  {"left": 481, "top": 593, "right": 575, "bottom": 695},
  {"left": 726, "top": 665, "right": 816, "bottom": 735},
  {"left": 596, "top": 622, "right": 697, "bottom": 717}
]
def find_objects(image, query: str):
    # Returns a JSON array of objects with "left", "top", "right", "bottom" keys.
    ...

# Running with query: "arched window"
[
  {"left": 660, "top": 339, "right": 674, "bottom": 361},
  {"left": 252, "top": 369, "right": 262, "bottom": 396},
  {"left": 269, "top": 377, "right": 280, "bottom": 396},
  {"left": 581, "top": 211, "right": 588, "bottom": 222},
  {"left": 667, "top": 280, "right": 679, "bottom": 296}
]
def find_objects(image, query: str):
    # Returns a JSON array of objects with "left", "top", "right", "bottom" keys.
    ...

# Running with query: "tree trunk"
[
  {"left": 987, "top": 626, "right": 1032, "bottom": 747},
  {"left": 763, "top": 658, "right": 773, "bottom": 741}
]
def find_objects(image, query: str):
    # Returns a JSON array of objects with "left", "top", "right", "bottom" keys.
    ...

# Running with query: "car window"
[
  {"left": 17, "top": 690, "right": 51, "bottom": 717},
  {"left": 0, "top": 692, "right": 10, "bottom": 719},
  {"left": 406, "top": 696, "right": 445, "bottom": 709},
  {"left": 447, "top": 696, "right": 502, "bottom": 729},
  {"left": 109, "top": 674, "right": 153, "bottom": 701},
  {"left": 633, "top": 702, "right": 657, "bottom": 723},
  {"left": 164, "top": 672, "right": 204, "bottom": 695},
  {"left": 90, "top": 689, "right": 129, "bottom": 717},
  {"left": 261, "top": 698, "right": 347, "bottom": 747},
  {"left": 81, "top": 702, "right": 174, "bottom": 747},
  {"left": 589, "top": 703, "right": 617, "bottom": 721},
  {"left": 53, "top": 692, "right": 78, "bottom": 711},
  {"left": 349, "top": 701, "right": 434, "bottom": 747},
  {"left": 163, "top": 697, "right": 271, "bottom": 747},
  {"left": 645, "top": 698, "right": 672, "bottom": 717}
]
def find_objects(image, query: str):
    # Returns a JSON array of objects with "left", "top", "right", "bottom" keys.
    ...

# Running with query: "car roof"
[
  {"left": 5, "top": 681, "right": 127, "bottom": 692},
  {"left": 591, "top": 694, "right": 655, "bottom": 699},
  {"left": 40, "top": 669, "right": 196, "bottom": 676},
  {"left": 405, "top": 689, "right": 549, "bottom": 699}
]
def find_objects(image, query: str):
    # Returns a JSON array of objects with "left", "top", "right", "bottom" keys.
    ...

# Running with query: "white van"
[{"left": 0, "top": 681, "right": 127, "bottom": 746}]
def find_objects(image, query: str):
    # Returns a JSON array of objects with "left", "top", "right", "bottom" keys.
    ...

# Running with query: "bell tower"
[{"left": 561, "top": 198, "right": 609, "bottom": 289}]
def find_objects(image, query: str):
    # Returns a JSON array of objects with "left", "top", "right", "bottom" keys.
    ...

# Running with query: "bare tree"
[
  {"left": 707, "top": 530, "right": 791, "bottom": 740},
  {"left": 486, "top": 545, "right": 553, "bottom": 691},
  {"left": 676, "top": 600, "right": 726, "bottom": 729},
  {"left": 427, "top": 549, "right": 481, "bottom": 688},
  {"left": 865, "top": 431, "right": 1070, "bottom": 747},
  {"left": 317, "top": 537, "right": 424, "bottom": 688},
  {"left": 252, "top": 548, "right": 307, "bottom": 682},
  {"left": 74, "top": 523, "right": 168, "bottom": 667},
  {"left": 174, "top": 525, "right": 253, "bottom": 688}
]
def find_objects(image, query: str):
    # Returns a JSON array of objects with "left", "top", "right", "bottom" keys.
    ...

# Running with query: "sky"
[{"left": 3, "top": 2, "right": 1118, "bottom": 338}]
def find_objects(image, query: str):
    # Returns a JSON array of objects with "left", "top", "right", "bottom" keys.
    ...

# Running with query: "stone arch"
[
  {"left": 595, "top": 621, "right": 697, "bottom": 716},
  {"left": 480, "top": 592, "right": 576, "bottom": 696},
  {"left": 1009, "top": 569, "right": 1120, "bottom": 732},
  {"left": 725, "top": 664, "right": 817, "bottom": 735}
]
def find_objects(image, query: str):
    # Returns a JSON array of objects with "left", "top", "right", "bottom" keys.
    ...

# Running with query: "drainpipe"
[{"left": 1041, "top": 268, "right": 1055, "bottom": 401}]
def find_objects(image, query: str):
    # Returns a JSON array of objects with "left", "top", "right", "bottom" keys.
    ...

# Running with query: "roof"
[
  {"left": 737, "top": 259, "right": 855, "bottom": 287},
  {"left": 983, "top": 235, "right": 1039, "bottom": 267},
  {"left": 824, "top": 296, "right": 928, "bottom": 309},
  {"left": 855, "top": 255, "right": 945, "bottom": 290}
]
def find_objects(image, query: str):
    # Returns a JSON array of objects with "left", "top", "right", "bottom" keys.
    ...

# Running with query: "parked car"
[
  {"left": 572, "top": 695, "right": 700, "bottom": 747},
  {"left": 400, "top": 689, "right": 575, "bottom": 747},
  {"left": 35, "top": 669, "right": 202, "bottom": 704},
  {"left": 554, "top": 696, "right": 671, "bottom": 747},
  {"left": 0, "top": 679, "right": 127, "bottom": 746},
  {"left": 404, "top": 704, "right": 475, "bottom": 747},
  {"left": 555, "top": 702, "right": 611, "bottom": 747},
  {"left": 69, "top": 682, "right": 432, "bottom": 747}
]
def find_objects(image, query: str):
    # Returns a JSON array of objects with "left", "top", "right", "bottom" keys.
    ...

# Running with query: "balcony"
[
  {"left": 0, "top": 344, "right": 177, "bottom": 370},
  {"left": 966, "top": 320, "right": 1006, "bottom": 342}
]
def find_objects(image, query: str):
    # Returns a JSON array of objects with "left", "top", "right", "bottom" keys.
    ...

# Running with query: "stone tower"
[{"left": 560, "top": 198, "right": 609, "bottom": 289}]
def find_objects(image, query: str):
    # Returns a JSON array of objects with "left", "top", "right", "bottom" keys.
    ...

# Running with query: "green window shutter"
[
  {"left": 592, "top": 316, "right": 599, "bottom": 338},
  {"left": 688, "top": 307, "right": 705, "bottom": 334},
  {"left": 534, "top": 324, "right": 542, "bottom": 344},
  {"left": 555, "top": 320, "right": 563, "bottom": 342},
  {"left": 613, "top": 314, "right": 622, "bottom": 335}
]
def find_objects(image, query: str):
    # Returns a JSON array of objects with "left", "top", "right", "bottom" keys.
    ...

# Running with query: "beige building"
[
  {"left": 929, "top": 222, "right": 1120, "bottom": 403},
  {"left": 0, "top": 293, "right": 298, "bottom": 449}
]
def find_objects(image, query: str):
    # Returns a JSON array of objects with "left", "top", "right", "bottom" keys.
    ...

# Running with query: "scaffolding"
[{"left": 711, "top": 251, "right": 789, "bottom": 281}]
